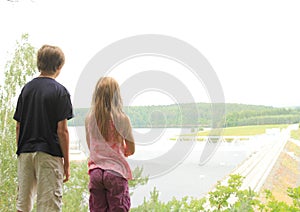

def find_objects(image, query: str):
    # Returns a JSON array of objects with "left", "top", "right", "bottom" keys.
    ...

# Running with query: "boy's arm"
[
  {"left": 16, "top": 122, "right": 20, "bottom": 145},
  {"left": 57, "top": 119, "right": 70, "bottom": 183}
]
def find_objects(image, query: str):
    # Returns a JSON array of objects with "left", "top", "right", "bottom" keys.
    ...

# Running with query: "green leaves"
[
  {"left": 0, "top": 33, "right": 36, "bottom": 211},
  {"left": 287, "top": 187, "right": 300, "bottom": 209},
  {"left": 208, "top": 174, "right": 244, "bottom": 211},
  {"left": 129, "top": 166, "right": 149, "bottom": 193},
  {"left": 131, "top": 174, "right": 300, "bottom": 212},
  {"left": 62, "top": 162, "right": 89, "bottom": 212}
]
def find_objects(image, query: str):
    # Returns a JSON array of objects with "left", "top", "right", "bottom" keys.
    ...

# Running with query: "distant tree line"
[
  {"left": 225, "top": 105, "right": 300, "bottom": 127},
  {"left": 69, "top": 103, "right": 300, "bottom": 128}
]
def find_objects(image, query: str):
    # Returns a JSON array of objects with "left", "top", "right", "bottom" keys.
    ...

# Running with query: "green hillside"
[{"left": 69, "top": 103, "right": 300, "bottom": 128}]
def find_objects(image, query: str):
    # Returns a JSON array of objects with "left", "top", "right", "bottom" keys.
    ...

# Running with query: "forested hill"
[{"left": 69, "top": 103, "right": 300, "bottom": 128}]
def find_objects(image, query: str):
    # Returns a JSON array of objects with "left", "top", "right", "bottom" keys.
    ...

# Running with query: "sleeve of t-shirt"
[
  {"left": 13, "top": 94, "right": 23, "bottom": 122},
  {"left": 56, "top": 92, "right": 74, "bottom": 122}
]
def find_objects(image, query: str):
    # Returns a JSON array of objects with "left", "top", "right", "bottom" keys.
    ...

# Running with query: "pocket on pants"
[
  {"left": 106, "top": 173, "right": 131, "bottom": 211},
  {"left": 54, "top": 168, "right": 63, "bottom": 200},
  {"left": 121, "top": 182, "right": 131, "bottom": 210}
]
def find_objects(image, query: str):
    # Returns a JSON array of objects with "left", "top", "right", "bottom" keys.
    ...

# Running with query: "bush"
[
  {"left": 0, "top": 33, "right": 36, "bottom": 212},
  {"left": 131, "top": 174, "right": 300, "bottom": 212}
]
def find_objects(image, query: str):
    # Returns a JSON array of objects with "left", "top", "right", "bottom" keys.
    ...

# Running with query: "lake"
[{"left": 69, "top": 126, "right": 262, "bottom": 207}]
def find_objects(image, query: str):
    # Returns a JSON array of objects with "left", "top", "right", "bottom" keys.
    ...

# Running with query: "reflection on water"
[{"left": 69, "top": 127, "right": 264, "bottom": 207}]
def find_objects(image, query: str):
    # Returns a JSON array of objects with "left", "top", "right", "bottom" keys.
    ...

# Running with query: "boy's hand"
[{"left": 63, "top": 163, "right": 70, "bottom": 183}]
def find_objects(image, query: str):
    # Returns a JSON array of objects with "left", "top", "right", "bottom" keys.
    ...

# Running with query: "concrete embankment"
[{"left": 231, "top": 126, "right": 292, "bottom": 192}]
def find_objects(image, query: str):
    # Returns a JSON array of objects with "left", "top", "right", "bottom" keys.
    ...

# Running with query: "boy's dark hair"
[{"left": 37, "top": 45, "right": 65, "bottom": 74}]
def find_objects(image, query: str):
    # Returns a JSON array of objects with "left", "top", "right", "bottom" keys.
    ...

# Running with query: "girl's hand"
[
  {"left": 123, "top": 140, "right": 129, "bottom": 157},
  {"left": 124, "top": 139, "right": 135, "bottom": 157}
]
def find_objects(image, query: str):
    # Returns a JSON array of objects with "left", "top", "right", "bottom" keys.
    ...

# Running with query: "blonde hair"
[{"left": 89, "top": 77, "right": 123, "bottom": 141}]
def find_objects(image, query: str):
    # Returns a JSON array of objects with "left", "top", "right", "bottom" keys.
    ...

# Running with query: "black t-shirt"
[{"left": 13, "top": 77, "right": 74, "bottom": 157}]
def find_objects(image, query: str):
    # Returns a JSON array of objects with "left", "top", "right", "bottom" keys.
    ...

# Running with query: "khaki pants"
[{"left": 17, "top": 152, "right": 64, "bottom": 212}]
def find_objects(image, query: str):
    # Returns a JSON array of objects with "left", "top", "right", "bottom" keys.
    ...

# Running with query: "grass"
[
  {"left": 260, "top": 141, "right": 300, "bottom": 204},
  {"left": 286, "top": 141, "right": 300, "bottom": 157},
  {"left": 171, "top": 124, "right": 290, "bottom": 141},
  {"left": 197, "top": 124, "right": 289, "bottom": 136},
  {"left": 291, "top": 127, "right": 300, "bottom": 140}
]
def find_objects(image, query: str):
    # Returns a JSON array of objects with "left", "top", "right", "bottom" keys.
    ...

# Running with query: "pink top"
[{"left": 86, "top": 115, "right": 132, "bottom": 180}]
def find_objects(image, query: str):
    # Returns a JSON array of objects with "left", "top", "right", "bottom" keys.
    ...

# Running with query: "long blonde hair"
[{"left": 89, "top": 77, "right": 123, "bottom": 141}]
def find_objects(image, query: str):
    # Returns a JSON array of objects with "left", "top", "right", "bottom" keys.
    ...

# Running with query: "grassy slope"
[
  {"left": 291, "top": 128, "right": 300, "bottom": 140},
  {"left": 260, "top": 141, "right": 300, "bottom": 204},
  {"left": 197, "top": 124, "right": 289, "bottom": 136},
  {"left": 260, "top": 128, "right": 300, "bottom": 204}
]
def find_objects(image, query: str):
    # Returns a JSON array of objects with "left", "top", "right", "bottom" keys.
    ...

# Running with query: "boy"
[{"left": 13, "top": 45, "right": 73, "bottom": 212}]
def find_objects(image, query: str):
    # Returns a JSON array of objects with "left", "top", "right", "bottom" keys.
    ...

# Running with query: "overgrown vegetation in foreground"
[
  {"left": 131, "top": 174, "right": 300, "bottom": 212},
  {"left": 0, "top": 33, "right": 36, "bottom": 211}
]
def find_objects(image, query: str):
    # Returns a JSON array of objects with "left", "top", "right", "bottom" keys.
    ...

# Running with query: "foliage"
[
  {"left": 0, "top": 33, "right": 36, "bottom": 211},
  {"left": 131, "top": 174, "right": 300, "bottom": 212},
  {"left": 230, "top": 188, "right": 262, "bottom": 212},
  {"left": 287, "top": 187, "right": 300, "bottom": 209},
  {"left": 208, "top": 174, "right": 244, "bottom": 210},
  {"left": 263, "top": 189, "right": 299, "bottom": 211},
  {"left": 128, "top": 166, "right": 149, "bottom": 195},
  {"left": 62, "top": 162, "right": 89, "bottom": 211}
]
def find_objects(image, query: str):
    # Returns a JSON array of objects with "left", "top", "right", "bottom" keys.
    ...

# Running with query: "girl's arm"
[
  {"left": 114, "top": 113, "right": 135, "bottom": 156},
  {"left": 123, "top": 115, "right": 135, "bottom": 157}
]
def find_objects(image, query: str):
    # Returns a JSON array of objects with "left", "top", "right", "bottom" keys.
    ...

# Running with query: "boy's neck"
[{"left": 39, "top": 71, "right": 59, "bottom": 79}]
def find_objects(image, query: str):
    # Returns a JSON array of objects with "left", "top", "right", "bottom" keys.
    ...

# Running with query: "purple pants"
[{"left": 88, "top": 168, "right": 130, "bottom": 212}]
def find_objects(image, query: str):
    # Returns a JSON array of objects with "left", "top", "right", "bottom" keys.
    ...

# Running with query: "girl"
[{"left": 85, "top": 77, "right": 135, "bottom": 212}]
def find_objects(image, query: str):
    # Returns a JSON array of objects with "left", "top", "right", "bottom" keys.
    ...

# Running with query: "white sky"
[{"left": 1, "top": 0, "right": 300, "bottom": 107}]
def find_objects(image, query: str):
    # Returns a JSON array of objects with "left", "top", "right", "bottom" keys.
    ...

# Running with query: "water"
[
  {"left": 69, "top": 126, "right": 259, "bottom": 207},
  {"left": 129, "top": 138, "right": 253, "bottom": 206}
]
